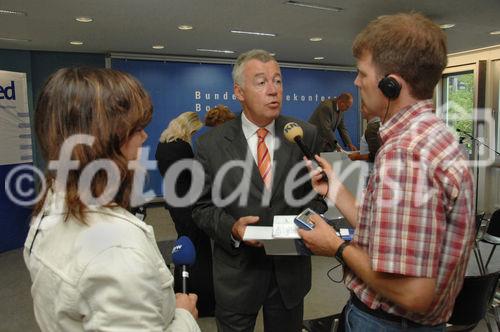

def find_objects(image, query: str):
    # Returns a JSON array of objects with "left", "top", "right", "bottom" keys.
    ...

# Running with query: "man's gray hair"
[{"left": 232, "top": 49, "right": 276, "bottom": 87}]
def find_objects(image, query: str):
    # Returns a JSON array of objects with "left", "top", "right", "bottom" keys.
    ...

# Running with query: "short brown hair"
[
  {"left": 34, "top": 67, "right": 153, "bottom": 221},
  {"left": 205, "top": 104, "right": 236, "bottom": 127},
  {"left": 337, "top": 92, "right": 353, "bottom": 103},
  {"left": 352, "top": 12, "right": 447, "bottom": 99}
]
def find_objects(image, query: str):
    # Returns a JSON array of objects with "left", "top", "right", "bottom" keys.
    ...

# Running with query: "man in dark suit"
[
  {"left": 192, "top": 49, "right": 327, "bottom": 332},
  {"left": 308, "top": 92, "right": 357, "bottom": 152}
]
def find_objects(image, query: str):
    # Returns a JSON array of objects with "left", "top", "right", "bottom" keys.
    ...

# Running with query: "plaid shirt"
[{"left": 345, "top": 100, "right": 475, "bottom": 325}]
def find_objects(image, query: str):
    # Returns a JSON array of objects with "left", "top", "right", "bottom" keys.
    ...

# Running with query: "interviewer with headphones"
[{"left": 299, "top": 13, "right": 475, "bottom": 331}]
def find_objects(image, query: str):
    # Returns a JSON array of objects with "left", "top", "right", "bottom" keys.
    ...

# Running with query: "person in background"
[
  {"left": 25, "top": 68, "right": 200, "bottom": 332},
  {"left": 205, "top": 104, "right": 236, "bottom": 127},
  {"left": 308, "top": 92, "right": 357, "bottom": 152},
  {"left": 155, "top": 111, "right": 215, "bottom": 317},
  {"left": 300, "top": 13, "right": 475, "bottom": 331},
  {"left": 348, "top": 102, "right": 381, "bottom": 183},
  {"left": 193, "top": 49, "right": 327, "bottom": 332}
]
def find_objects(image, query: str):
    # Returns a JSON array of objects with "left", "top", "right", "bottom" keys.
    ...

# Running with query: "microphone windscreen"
[
  {"left": 172, "top": 236, "right": 196, "bottom": 266},
  {"left": 283, "top": 122, "right": 304, "bottom": 143}
]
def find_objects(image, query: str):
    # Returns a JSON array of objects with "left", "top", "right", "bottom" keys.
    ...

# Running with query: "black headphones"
[{"left": 378, "top": 75, "right": 401, "bottom": 100}]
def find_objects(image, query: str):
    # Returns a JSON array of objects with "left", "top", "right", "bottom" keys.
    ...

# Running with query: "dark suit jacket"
[
  {"left": 308, "top": 98, "right": 353, "bottom": 151},
  {"left": 155, "top": 139, "right": 200, "bottom": 235},
  {"left": 155, "top": 139, "right": 193, "bottom": 198},
  {"left": 155, "top": 139, "right": 216, "bottom": 315},
  {"left": 192, "top": 114, "right": 327, "bottom": 314}
]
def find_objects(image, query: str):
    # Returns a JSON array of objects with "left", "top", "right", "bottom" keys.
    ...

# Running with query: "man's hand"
[
  {"left": 232, "top": 216, "right": 262, "bottom": 247},
  {"left": 348, "top": 152, "right": 360, "bottom": 161},
  {"left": 304, "top": 155, "right": 335, "bottom": 198},
  {"left": 297, "top": 214, "right": 343, "bottom": 256},
  {"left": 348, "top": 144, "right": 358, "bottom": 152},
  {"left": 349, "top": 152, "right": 369, "bottom": 161},
  {"left": 175, "top": 293, "right": 199, "bottom": 319}
]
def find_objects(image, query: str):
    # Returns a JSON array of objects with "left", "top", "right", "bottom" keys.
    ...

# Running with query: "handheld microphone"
[
  {"left": 283, "top": 122, "right": 327, "bottom": 182},
  {"left": 171, "top": 236, "right": 196, "bottom": 293},
  {"left": 283, "top": 122, "right": 315, "bottom": 160}
]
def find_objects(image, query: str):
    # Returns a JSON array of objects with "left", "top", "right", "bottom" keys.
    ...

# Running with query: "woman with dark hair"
[
  {"left": 24, "top": 68, "right": 200, "bottom": 332},
  {"left": 155, "top": 112, "right": 215, "bottom": 317},
  {"left": 204, "top": 104, "right": 235, "bottom": 127}
]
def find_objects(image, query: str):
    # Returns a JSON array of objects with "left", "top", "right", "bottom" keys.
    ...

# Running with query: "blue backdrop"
[{"left": 111, "top": 58, "right": 358, "bottom": 198}]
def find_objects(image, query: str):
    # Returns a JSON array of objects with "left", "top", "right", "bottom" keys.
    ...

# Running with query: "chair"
[
  {"left": 474, "top": 212, "right": 486, "bottom": 275},
  {"left": 481, "top": 209, "right": 500, "bottom": 270},
  {"left": 446, "top": 271, "right": 500, "bottom": 331}
]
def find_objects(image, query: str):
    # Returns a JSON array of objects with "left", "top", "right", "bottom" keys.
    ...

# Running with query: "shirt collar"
[
  {"left": 332, "top": 98, "right": 339, "bottom": 112},
  {"left": 241, "top": 111, "right": 275, "bottom": 139},
  {"left": 378, "top": 99, "right": 434, "bottom": 143}
]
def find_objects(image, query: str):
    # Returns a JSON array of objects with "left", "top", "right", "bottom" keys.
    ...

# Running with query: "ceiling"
[{"left": 1, "top": 0, "right": 500, "bottom": 67}]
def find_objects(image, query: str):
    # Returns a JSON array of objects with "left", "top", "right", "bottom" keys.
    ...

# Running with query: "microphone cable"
[
  {"left": 382, "top": 99, "right": 391, "bottom": 124},
  {"left": 326, "top": 262, "right": 345, "bottom": 283}
]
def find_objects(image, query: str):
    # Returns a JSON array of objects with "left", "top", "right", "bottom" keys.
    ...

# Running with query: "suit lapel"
[{"left": 223, "top": 116, "right": 265, "bottom": 192}]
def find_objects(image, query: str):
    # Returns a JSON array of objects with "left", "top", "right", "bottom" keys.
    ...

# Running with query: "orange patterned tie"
[{"left": 257, "top": 128, "right": 272, "bottom": 189}]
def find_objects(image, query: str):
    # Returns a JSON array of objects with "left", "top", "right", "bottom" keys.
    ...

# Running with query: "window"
[
  {"left": 493, "top": 60, "right": 500, "bottom": 154},
  {"left": 440, "top": 70, "right": 474, "bottom": 151}
]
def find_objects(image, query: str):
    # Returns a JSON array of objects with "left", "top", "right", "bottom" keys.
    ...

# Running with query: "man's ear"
[{"left": 234, "top": 83, "right": 244, "bottom": 102}]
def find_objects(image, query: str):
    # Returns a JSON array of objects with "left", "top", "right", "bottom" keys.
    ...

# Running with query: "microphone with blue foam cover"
[{"left": 171, "top": 236, "right": 196, "bottom": 293}]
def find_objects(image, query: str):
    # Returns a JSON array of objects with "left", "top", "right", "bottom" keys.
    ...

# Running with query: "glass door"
[
  {"left": 493, "top": 60, "right": 500, "bottom": 153},
  {"left": 439, "top": 70, "right": 475, "bottom": 152}
]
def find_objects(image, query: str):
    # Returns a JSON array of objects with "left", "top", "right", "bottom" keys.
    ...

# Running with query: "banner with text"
[
  {"left": 0, "top": 70, "right": 33, "bottom": 252},
  {"left": 111, "top": 58, "right": 359, "bottom": 197}
]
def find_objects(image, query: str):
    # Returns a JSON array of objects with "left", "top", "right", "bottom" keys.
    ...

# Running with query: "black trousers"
[
  {"left": 168, "top": 206, "right": 215, "bottom": 317},
  {"left": 215, "top": 270, "right": 304, "bottom": 332}
]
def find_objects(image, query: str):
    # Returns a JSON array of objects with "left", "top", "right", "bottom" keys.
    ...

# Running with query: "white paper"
[
  {"left": 272, "top": 215, "right": 300, "bottom": 239},
  {"left": 243, "top": 226, "right": 273, "bottom": 240},
  {"left": 243, "top": 224, "right": 303, "bottom": 255}
]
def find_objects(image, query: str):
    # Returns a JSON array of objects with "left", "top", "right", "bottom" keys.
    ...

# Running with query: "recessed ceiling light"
[
  {"left": 309, "top": 37, "right": 322, "bottom": 42},
  {"left": 440, "top": 23, "right": 455, "bottom": 30},
  {"left": 230, "top": 30, "right": 276, "bottom": 37},
  {"left": 197, "top": 48, "right": 234, "bottom": 54},
  {"left": 70, "top": 40, "right": 84, "bottom": 45},
  {"left": 75, "top": 16, "right": 93, "bottom": 23},
  {"left": 285, "top": 1, "right": 343, "bottom": 12},
  {"left": 178, "top": 25, "right": 193, "bottom": 30},
  {"left": 490, "top": 30, "right": 500, "bottom": 35},
  {"left": 0, "top": 9, "right": 27, "bottom": 16},
  {"left": 314, "top": 56, "right": 325, "bottom": 60},
  {"left": 0, "top": 36, "right": 31, "bottom": 42},
  {"left": 152, "top": 45, "right": 165, "bottom": 49}
]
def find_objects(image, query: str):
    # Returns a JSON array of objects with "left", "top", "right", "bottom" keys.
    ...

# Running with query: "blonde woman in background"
[{"left": 155, "top": 112, "right": 215, "bottom": 317}]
